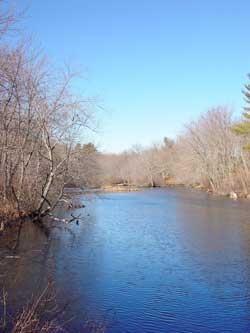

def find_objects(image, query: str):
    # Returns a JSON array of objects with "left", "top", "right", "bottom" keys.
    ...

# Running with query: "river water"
[{"left": 2, "top": 188, "right": 250, "bottom": 332}]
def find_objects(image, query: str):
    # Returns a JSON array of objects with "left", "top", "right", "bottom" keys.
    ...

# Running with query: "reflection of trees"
[
  {"left": 173, "top": 190, "right": 250, "bottom": 302},
  {"left": 0, "top": 221, "right": 52, "bottom": 310}
]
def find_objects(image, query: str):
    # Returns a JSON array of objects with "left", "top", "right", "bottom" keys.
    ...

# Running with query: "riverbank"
[
  {"left": 100, "top": 184, "right": 139, "bottom": 192},
  {"left": 0, "top": 181, "right": 247, "bottom": 235},
  {"left": 164, "top": 175, "right": 250, "bottom": 200},
  {"left": 100, "top": 181, "right": 249, "bottom": 200}
]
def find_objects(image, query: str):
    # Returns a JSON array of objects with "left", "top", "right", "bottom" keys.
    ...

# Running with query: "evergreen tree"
[{"left": 233, "top": 74, "right": 250, "bottom": 149}]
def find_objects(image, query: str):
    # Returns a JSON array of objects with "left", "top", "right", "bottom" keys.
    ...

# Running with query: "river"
[{"left": 1, "top": 188, "right": 250, "bottom": 332}]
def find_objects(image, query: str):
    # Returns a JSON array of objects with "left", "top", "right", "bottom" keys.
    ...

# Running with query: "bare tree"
[{"left": 0, "top": 39, "right": 95, "bottom": 230}]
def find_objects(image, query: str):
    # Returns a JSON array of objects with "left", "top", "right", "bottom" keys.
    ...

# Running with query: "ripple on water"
[{"left": 2, "top": 188, "right": 250, "bottom": 332}]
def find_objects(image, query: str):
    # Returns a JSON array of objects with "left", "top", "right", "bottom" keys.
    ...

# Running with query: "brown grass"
[
  {"left": 0, "top": 203, "right": 23, "bottom": 233},
  {"left": 11, "top": 284, "right": 63, "bottom": 333},
  {"left": 0, "top": 283, "right": 108, "bottom": 333}
]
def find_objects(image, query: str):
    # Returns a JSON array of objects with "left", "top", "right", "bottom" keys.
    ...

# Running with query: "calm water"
[{"left": 2, "top": 188, "right": 250, "bottom": 332}]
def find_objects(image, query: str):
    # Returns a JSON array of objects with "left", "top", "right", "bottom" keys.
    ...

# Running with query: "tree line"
[{"left": 96, "top": 103, "right": 250, "bottom": 197}]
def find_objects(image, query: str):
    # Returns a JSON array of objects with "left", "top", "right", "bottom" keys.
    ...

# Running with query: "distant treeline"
[{"left": 95, "top": 104, "right": 250, "bottom": 197}]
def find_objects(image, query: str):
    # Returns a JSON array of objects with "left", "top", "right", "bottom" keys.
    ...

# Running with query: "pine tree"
[
  {"left": 233, "top": 74, "right": 250, "bottom": 149},
  {"left": 242, "top": 73, "right": 250, "bottom": 112}
]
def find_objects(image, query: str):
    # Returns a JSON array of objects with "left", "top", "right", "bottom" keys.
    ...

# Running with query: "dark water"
[{"left": 2, "top": 188, "right": 250, "bottom": 332}]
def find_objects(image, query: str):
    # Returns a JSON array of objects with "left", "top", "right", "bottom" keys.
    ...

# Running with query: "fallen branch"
[{"left": 47, "top": 213, "right": 82, "bottom": 224}]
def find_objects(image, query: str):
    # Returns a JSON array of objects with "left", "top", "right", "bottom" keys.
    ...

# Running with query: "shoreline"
[{"left": 97, "top": 183, "right": 250, "bottom": 200}]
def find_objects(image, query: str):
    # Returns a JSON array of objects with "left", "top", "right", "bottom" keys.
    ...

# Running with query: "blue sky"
[{"left": 20, "top": 0, "right": 250, "bottom": 152}]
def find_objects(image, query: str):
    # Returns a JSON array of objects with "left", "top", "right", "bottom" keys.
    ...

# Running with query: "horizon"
[{"left": 20, "top": 0, "right": 250, "bottom": 153}]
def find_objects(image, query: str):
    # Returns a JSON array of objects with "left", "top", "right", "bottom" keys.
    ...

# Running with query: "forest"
[
  {"left": 96, "top": 105, "right": 250, "bottom": 197},
  {"left": 1, "top": 1, "right": 250, "bottom": 236}
]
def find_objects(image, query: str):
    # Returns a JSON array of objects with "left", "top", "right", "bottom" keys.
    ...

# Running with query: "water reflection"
[{"left": 1, "top": 189, "right": 250, "bottom": 332}]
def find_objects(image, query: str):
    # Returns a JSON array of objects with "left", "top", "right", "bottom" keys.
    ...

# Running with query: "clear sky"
[{"left": 19, "top": 0, "right": 250, "bottom": 152}]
